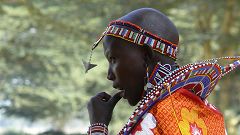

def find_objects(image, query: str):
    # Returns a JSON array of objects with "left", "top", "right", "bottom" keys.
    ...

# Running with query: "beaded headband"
[{"left": 83, "top": 20, "right": 178, "bottom": 73}]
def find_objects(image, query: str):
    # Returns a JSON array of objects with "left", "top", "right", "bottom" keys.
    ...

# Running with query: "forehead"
[
  {"left": 103, "top": 36, "right": 129, "bottom": 54},
  {"left": 102, "top": 35, "right": 146, "bottom": 66}
]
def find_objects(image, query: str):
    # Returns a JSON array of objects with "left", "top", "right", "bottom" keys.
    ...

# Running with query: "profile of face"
[{"left": 103, "top": 36, "right": 147, "bottom": 106}]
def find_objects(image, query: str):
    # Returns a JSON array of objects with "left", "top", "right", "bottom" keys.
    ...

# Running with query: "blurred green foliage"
[{"left": 0, "top": 0, "right": 239, "bottom": 134}]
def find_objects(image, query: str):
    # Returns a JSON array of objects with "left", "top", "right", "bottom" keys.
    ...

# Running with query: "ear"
[{"left": 142, "top": 45, "right": 153, "bottom": 65}]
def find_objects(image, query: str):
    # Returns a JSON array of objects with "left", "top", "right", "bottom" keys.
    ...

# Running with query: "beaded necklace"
[{"left": 118, "top": 56, "right": 240, "bottom": 135}]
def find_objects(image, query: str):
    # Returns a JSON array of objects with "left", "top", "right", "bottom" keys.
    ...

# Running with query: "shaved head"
[
  {"left": 118, "top": 8, "right": 179, "bottom": 67},
  {"left": 118, "top": 8, "right": 179, "bottom": 45}
]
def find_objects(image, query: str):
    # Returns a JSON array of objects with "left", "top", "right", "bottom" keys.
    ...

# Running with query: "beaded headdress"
[{"left": 83, "top": 20, "right": 178, "bottom": 73}]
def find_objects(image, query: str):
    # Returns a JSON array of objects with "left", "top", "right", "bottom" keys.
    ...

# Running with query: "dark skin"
[
  {"left": 88, "top": 36, "right": 151, "bottom": 125},
  {"left": 87, "top": 8, "right": 179, "bottom": 126},
  {"left": 104, "top": 36, "right": 150, "bottom": 106}
]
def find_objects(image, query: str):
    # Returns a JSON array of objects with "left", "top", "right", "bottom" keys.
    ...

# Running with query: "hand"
[{"left": 87, "top": 91, "right": 122, "bottom": 126}]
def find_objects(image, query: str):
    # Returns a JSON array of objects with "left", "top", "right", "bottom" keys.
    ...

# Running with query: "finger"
[
  {"left": 108, "top": 91, "right": 123, "bottom": 107},
  {"left": 96, "top": 92, "right": 111, "bottom": 101}
]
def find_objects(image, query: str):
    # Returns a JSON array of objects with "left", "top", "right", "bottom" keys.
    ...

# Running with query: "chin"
[{"left": 128, "top": 98, "right": 140, "bottom": 106}]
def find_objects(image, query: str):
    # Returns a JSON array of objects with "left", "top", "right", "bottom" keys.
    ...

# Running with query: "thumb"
[{"left": 108, "top": 91, "right": 123, "bottom": 107}]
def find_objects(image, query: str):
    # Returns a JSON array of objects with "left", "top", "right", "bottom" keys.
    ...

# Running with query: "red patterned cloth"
[{"left": 131, "top": 88, "right": 226, "bottom": 135}]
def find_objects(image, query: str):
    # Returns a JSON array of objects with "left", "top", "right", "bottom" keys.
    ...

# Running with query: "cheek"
[
  {"left": 118, "top": 60, "right": 146, "bottom": 86},
  {"left": 126, "top": 61, "right": 145, "bottom": 79},
  {"left": 113, "top": 63, "right": 127, "bottom": 81}
]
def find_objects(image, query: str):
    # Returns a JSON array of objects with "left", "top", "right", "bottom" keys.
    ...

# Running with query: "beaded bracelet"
[{"left": 88, "top": 123, "right": 108, "bottom": 135}]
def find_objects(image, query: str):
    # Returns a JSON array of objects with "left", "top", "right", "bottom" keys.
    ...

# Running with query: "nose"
[{"left": 107, "top": 66, "right": 115, "bottom": 81}]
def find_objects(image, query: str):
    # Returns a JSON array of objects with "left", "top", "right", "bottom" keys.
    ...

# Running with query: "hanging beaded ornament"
[{"left": 145, "top": 63, "right": 172, "bottom": 94}]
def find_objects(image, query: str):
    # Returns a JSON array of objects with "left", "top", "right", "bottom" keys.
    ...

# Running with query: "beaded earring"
[
  {"left": 144, "top": 65, "right": 149, "bottom": 91},
  {"left": 148, "top": 62, "right": 172, "bottom": 86}
]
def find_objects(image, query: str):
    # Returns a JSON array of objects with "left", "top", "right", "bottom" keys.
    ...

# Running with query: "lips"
[{"left": 113, "top": 85, "right": 126, "bottom": 99}]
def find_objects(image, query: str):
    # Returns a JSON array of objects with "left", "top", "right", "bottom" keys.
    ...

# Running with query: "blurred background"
[{"left": 0, "top": 0, "right": 239, "bottom": 135}]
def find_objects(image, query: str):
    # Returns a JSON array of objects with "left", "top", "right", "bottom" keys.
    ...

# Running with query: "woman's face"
[{"left": 103, "top": 36, "right": 146, "bottom": 106}]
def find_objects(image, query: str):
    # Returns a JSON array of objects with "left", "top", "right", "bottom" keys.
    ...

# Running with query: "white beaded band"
[{"left": 88, "top": 123, "right": 108, "bottom": 135}]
